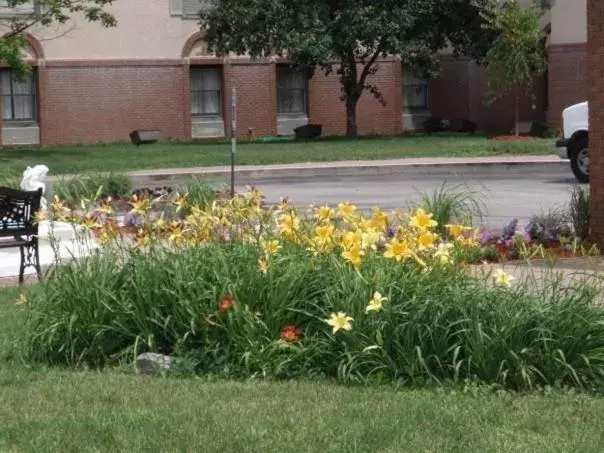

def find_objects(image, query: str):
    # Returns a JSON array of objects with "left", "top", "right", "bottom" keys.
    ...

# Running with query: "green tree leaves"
[
  {"left": 201, "top": 0, "right": 498, "bottom": 136},
  {"left": 0, "top": 0, "right": 117, "bottom": 78}
]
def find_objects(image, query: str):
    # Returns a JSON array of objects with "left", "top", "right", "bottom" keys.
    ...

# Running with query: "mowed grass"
[
  {"left": 0, "top": 134, "right": 554, "bottom": 178},
  {"left": 1, "top": 287, "right": 603, "bottom": 453}
]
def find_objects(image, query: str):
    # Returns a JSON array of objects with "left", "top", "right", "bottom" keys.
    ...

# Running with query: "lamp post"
[{"left": 231, "top": 87, "right": 237, "bottom": 198}]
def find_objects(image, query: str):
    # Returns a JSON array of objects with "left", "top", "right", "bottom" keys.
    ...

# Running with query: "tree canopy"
[
  {"left": 1, "top": 0, "right": 116, "bottom": 77},
  {"left": 483, "top": 0, "right": 547, "bottom": 135},
  {"left": 201, "top": 0, "right": 499, "bottom": 136}
]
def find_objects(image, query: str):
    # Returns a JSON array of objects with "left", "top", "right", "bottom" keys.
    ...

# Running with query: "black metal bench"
[{"left": 0, "top": 187, "right": 43, "bottom": 283}]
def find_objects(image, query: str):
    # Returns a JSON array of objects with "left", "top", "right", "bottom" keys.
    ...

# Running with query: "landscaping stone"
[{"left": 135, "top": 352, "right": 173, "bottom": 374}]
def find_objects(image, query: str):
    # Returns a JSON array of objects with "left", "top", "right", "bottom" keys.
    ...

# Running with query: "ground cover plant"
[{"left": 18, "top": 187, "right": 604, "bottom": 393}]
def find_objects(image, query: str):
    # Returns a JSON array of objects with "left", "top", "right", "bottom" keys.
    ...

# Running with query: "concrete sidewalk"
[{"left": 46, "top": 155, "right": 567, "bottom": 190}]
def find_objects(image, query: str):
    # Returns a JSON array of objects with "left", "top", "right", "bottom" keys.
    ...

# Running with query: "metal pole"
[{"left": 230, "top": 88, "right": 237, "bottom": 198}]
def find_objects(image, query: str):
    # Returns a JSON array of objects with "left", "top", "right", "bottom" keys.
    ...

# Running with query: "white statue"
[{"left": 20, "top": 165, "right": 49, "bottom": 211}]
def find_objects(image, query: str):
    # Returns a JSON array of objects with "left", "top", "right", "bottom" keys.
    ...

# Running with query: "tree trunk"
[
  {"left": 345, "top": 97, "right": 358, "bottom": 138},
  {"left": 514, "top": 87, "right": 520, "bottom": 136}
]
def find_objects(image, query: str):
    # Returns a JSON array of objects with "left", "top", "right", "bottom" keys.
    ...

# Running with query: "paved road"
[{"left": 237, "top": 165, "right": 585, "bottom": 229}]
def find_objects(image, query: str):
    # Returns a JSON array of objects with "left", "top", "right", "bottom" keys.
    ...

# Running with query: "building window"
[
  {"left": 190, "top": 67, "right": 222, "bottom": 117},
  {"left": 403, "top": 73, "right": 428, "bottom": 111},
  {"left": 1, "top": 70, "right": 37, "bottom": 122},
  {"left": 0, "top": 0, "right": 35, "bottom": 15},
  {"left": 170, "top": 0, "right": 208, "bottom": 19},
  {"left": 277, "top": 66, "right": 307, "bottom": 115}
]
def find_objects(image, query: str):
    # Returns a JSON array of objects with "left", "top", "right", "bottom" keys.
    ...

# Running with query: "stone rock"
[{"left": 135, "top": 352, "right": 173, "bottom": 374}]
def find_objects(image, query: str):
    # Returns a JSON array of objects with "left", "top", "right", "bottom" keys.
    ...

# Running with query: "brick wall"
[
  {"left": 224, "top": 62, "right": 277, "bottom": 139},
  {"left": 587, "top": 0, "right": 604, "bottom": 243},
  {"left": 547, "top": 44, "right": 588, "bottom": 127},
  {"left": 39, "top": 61, "right": 188, "bottom": 145},
  {"left": 309, "top": 60, "right": 403, "bottom": 136},
  {"left": 430, "top": 56, "right": 545, "bottom": 134}
]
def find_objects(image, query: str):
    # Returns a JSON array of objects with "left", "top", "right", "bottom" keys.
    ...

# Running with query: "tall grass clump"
[
  {"left": 414, "top": 182, "right": 485, "bottom": 236},
  {"left": 23, "top": 242, "right": 604, "bottom": 391},
  {"left": 179, "top": 177, "right": 219, "bottom": 210},
  {"left": 54, "top": 172, "right": 132, "bottom": 206},
  {"left": 569, "top": 185, "right": 590, "bottom": 240}
]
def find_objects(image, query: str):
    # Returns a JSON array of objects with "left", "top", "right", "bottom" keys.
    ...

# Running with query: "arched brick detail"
[
  {"left": 181, "top": 31, "right": 205, "bottom": 58},
  {"left": 24, "top": 33, "right": 45, "bottom": 60}
]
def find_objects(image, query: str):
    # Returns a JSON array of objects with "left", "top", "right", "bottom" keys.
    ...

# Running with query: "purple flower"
[
  {"left": 522, "top": 230, "right": 531, "bottom": 243},
  {"left": 501, "top": 218, "right": 518, "bottom": 241},
  {"left": 386, "top": 228, "right": 396, "bottom": 238},
  {"left": 123, "top": 213, "right": 143, "bottom": 228},
  {"left": 478, "top": 230, "right": 496, "bottom": 246},
  {"left": 547, "top": 229, "right": 558, "bottom": 243}
]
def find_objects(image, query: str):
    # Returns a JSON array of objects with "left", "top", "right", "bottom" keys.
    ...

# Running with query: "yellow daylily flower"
[
  {"left": 314, "top": 205, "right": 335, "bottom": 223},
  {"left": 337, "top": 202, "right": 357, "bottom": 218},
  {"left": 383, "top": 238, "right": 410, "bottom": 262},
  {"left": 340, "top": 231, "right": 363, "bottom": 250},
  {"left": 173, "top": 193, "right": 188, "bottom": 213},
  {"left": 370, "top": 208, "right": 388, "bottom": 231},
  {"left": 417, "top": 231, "right": 437, "bottom": 250},
  {"left": 409, "top": 208, "right": 438, "bottom": 231},
  {"left": 361, "top": 229, "right": 381, "bottom": 250},
  {"left": 434, "top": 242, "right": 454, "bottom": 264},
  {"left": 279, "top": 214, "right": 300, "bottom": 236},
  {"left": 128, "top": 195, "right": 152, "bottom": 215},
  {"left": 261, "top": 239, "right": 281, "bottom": 256},
  {"left": 325, "top": 312, "right": 353, "bottom": 334},
  {"left": 493, "top": 269, "right": 515, "bottom": 287},
  {"left": 446, "top": 224, "right": 471, "bottom": 238},
  {"left": 315, "top": 224, "right": 335, "bottom": 242},
  {"left": 342, "top": 244, "right": 365, "bottom": 269},
  {"left": 258, "top": 258, "right": 269, "bottom": 274},
  {"left": 366, "top": 291, "right": 387, "bottom": 313}
]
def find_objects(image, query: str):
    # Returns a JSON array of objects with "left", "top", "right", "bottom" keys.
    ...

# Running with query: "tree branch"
[{"left": 358, "top": 40, "right": 384, "bottom": 90}]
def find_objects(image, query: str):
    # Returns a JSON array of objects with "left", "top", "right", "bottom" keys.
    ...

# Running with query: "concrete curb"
[{"left": 46, "top": 156, "right": 569, "bottom": 190}]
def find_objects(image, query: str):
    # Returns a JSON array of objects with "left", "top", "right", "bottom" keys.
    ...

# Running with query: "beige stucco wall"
[
  {"left": 9, "top": 0, "right": 588, "bottom": 60},
  {"left": 29, "top": 0, "right": 200, "bottom": 59},
  {"left": 550, "top": 0, "right": 587, "bottom": 45}
]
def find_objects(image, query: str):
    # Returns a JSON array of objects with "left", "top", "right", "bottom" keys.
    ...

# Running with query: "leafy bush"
[
  {"left": 569, "top": 185, "right": 590, "bottom": 240},
  {"left": 54, "top": 173, "right": 132, "bottom": 206},
  {"left": 23, "top": 243, "right": 604, "bottom": 390},
  {"left": 21, "top": 190, "right": 604, "bottom": 391}
]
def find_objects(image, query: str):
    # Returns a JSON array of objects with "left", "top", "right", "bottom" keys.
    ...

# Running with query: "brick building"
[
  {"left": 587, "top": 0, "right": 604, "bottom": 244},
  {"left": 0, "top": 0, "right": 588, "bottom": 146}
]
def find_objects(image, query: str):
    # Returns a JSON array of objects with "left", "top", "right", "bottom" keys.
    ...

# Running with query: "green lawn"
[
  {"left": 0, "top": 134, "right": 554, "bottom": 179},
  {"left": 1, "top": 286, "right": 603, "bottom": 453}
]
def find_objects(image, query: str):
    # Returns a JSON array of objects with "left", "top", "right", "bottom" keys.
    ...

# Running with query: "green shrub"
[
  {"left": 54, "top": 173, "right": 132, "bottom": 206},
  {"left": 23, "top": 244, "right": 604, "bottom": 391}
]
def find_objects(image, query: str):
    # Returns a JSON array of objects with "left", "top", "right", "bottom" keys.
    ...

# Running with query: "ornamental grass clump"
[{"left": 21, "top": 189, "right": 604, "bottom": 392}]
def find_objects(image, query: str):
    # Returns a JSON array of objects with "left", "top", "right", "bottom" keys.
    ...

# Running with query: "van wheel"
[{"left": 570, "top": 138, "right": 589, "bottom": 183}]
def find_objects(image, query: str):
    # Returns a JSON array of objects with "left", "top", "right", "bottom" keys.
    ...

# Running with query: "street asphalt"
[{"left": 235, "top": 163, "right": 584, "bottom": 229}]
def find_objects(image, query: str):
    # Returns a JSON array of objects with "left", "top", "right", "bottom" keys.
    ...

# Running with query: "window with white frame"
[
  {"left": 0, "top": 0, "right": 35, "bottom": 14},
  {"left": 403, "top": 72, "right": 429, "bottom": 111},
  {"left": 277, "top": 66, "right": 307, "bottom": 115},
  {"left": 170, "top": 0, "right": 208, "bottom": 18},
  {"left": 1, "top": 69, "right": 37, "bottom": 121},
  {"left": 190, "top": 67, "right": 222, "bottom": 116}
]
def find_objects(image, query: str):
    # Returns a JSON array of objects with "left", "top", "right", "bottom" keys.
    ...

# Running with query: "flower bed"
[{"left": 22, "top": 189, "right": 604, "bottom": 391}]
